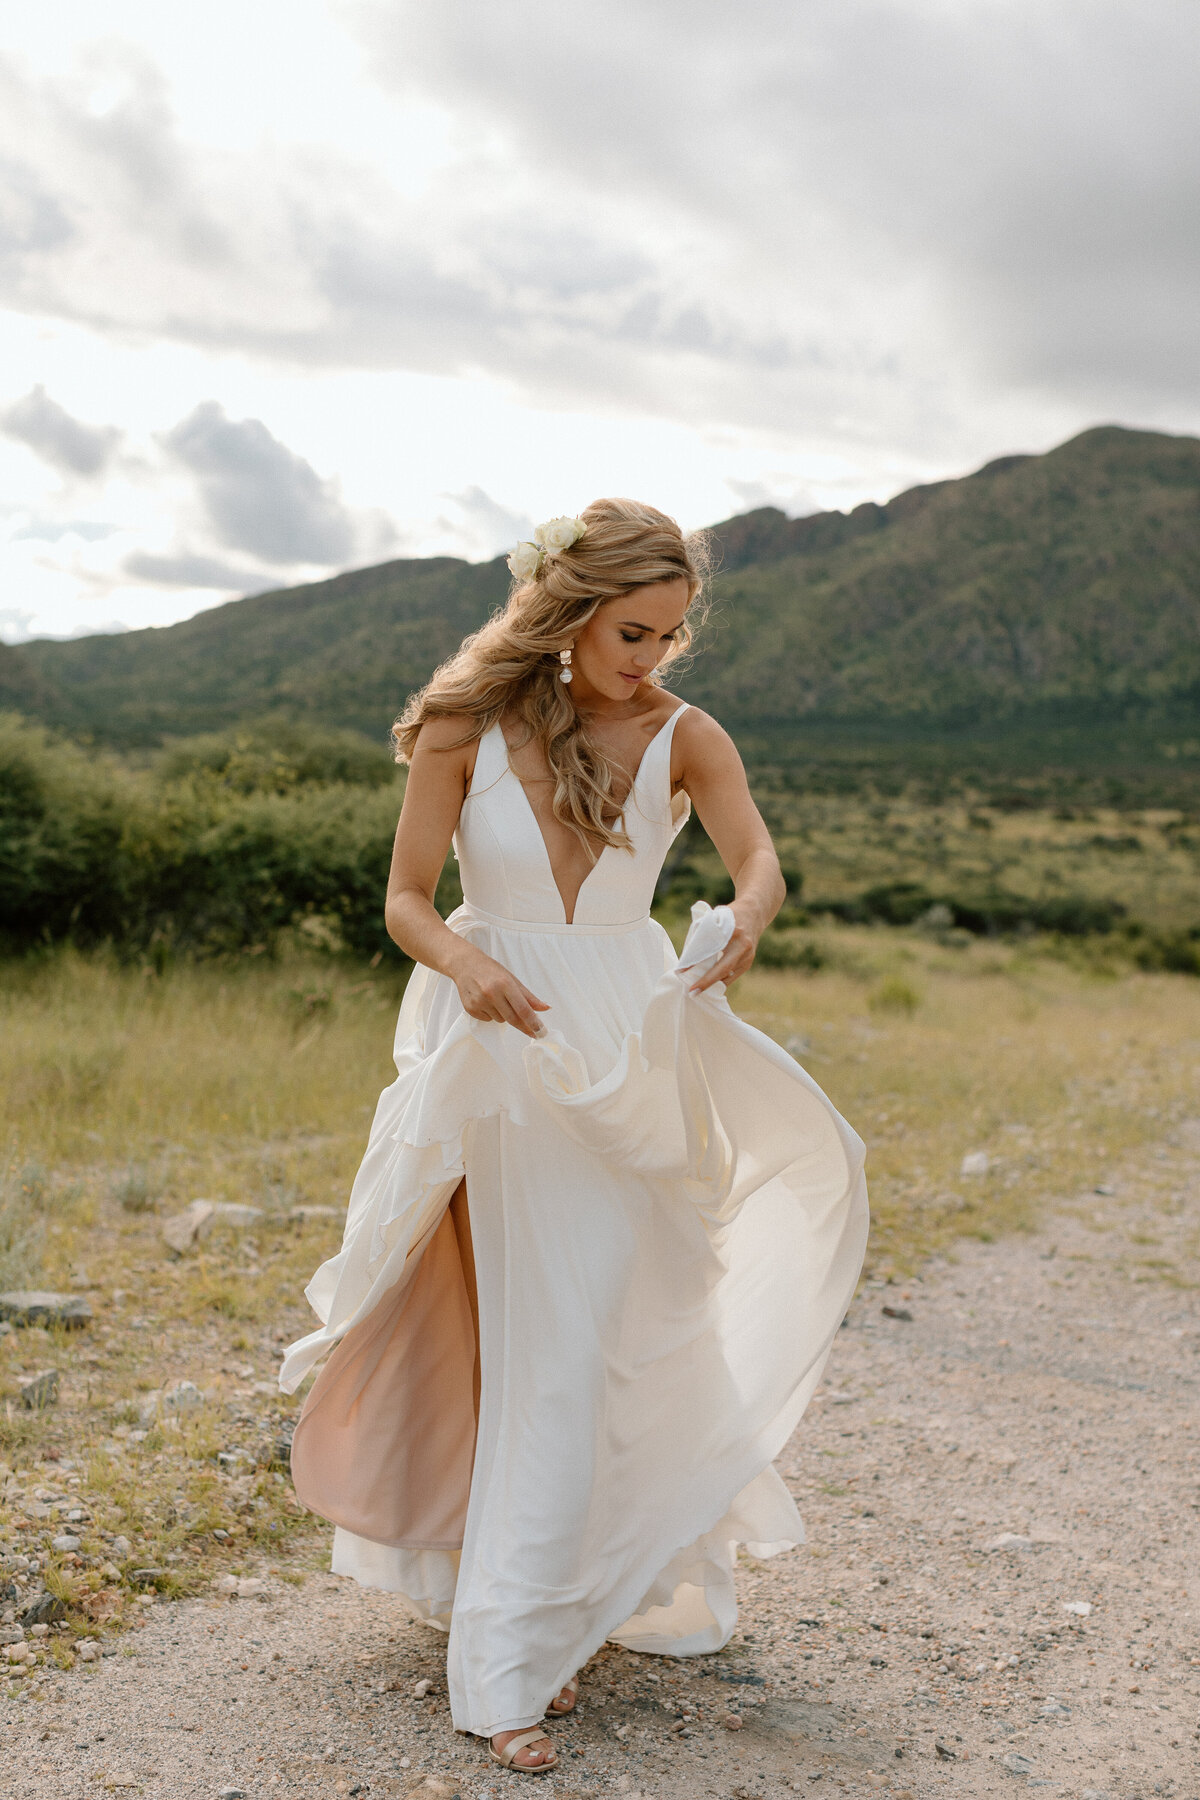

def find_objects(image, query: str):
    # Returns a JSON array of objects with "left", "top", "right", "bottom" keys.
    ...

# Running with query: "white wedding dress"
[{"left": 280, "top": 704, "right": 868, "bottom": 1739}]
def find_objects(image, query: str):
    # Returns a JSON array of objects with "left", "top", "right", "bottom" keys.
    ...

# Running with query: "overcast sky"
[{"left": 1, "top": 0, "right": 1197, "bottom": 641}]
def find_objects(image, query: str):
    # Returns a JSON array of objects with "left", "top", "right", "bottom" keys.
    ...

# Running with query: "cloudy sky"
[{"left": 1, "top": 1, "right": 1197, "bottom": 640}]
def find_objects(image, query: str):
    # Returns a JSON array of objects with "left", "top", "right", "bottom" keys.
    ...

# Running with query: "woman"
[{"left": 281, "top": 498, "right": 868, "bottom": 1775}]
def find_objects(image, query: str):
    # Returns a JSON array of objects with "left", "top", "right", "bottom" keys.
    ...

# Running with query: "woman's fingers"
[
  {"left": 501, "top": 994, "right": 544, "bottom": 1036},
  {"left": 456, "top": 958, "right": 548, "bottom": 1035},
  {"left": 689, "top": 940, "right": 754, "bottom": 993}
]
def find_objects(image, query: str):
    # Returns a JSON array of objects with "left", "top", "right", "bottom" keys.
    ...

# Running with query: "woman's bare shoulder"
[{"left": 672, "top": 704, "right": 736, "bottom": 755}]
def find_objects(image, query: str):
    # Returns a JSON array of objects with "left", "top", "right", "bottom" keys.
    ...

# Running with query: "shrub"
[
  {"left": 806, "top": 876, "right": 1133, "bottom": 943},
  {"left": 755, "top": 932, "right": 827, "bottom": 971},
  {"left": 0, "top": 713, "right": 411, "bottom": 963},
  {"left": 157, "top": 723, "right": 398, "bottom": 795},
  {"left": 869, "top": 975, "right": 922, "bottom": 1015},
  {"left": 0, "top": 1158, "right": 49, "bottom": 1288}
]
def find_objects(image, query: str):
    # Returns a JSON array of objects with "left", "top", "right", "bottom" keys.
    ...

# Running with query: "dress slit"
[{"left": 290, "top": 1185, "right": 479, "bottom": 1550}]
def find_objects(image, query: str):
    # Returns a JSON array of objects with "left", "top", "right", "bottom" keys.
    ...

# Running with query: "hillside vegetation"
[{"left": 3, "top": 426, "right": 1199, "bottom": 764}]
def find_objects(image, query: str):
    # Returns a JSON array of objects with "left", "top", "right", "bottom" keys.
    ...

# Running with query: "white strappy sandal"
[{"left": 488, "top": 1727, "right": 558, "bottom": 1774}]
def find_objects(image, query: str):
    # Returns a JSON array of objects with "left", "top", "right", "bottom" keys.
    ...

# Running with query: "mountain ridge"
[{"left": 3, "top": 424, "right": 1199, "bottom": 748}]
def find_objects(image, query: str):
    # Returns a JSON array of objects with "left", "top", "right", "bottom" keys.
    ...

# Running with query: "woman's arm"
[
  {"left": 386, "top": 718, "right": 550, "bottom": 1036},
  {"left": 672, "top": 709, "right": 786, "bottom": 994}
]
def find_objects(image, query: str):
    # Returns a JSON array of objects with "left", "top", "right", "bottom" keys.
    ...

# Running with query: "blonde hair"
[{"left": 393, "top": 497, "right": 709, "bottom": 853}]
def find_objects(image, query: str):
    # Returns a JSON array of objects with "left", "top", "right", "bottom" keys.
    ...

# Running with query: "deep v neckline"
[{"left": 499, "top": 707, "right": 685, "bottom": 925}]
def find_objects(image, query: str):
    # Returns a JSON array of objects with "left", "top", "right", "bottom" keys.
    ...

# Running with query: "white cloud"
[
  {"left": 161, "top": 401, "right": 358, "bottom": 564},
  {"left": 0, "top": 384, "right": 121, "bottom": 476},
  {"left": 0, "top": 0, "right": 1197, "bottom": 638}
]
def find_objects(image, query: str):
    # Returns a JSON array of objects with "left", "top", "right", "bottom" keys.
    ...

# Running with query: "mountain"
[{"left": 4, "top": 424, "right": 1200, "bottom": 750}]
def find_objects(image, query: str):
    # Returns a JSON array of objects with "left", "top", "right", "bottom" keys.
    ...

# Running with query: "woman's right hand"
[{"left": 452, "top": 949, "right": 550, "bottom": 1037}]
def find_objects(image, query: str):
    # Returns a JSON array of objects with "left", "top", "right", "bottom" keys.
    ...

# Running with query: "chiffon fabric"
[{"left": 280, "top": 704, "right": 868, "bottom": 1739}]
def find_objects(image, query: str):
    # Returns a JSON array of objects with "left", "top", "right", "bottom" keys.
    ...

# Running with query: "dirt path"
[{"left": 5, "top": 1149, "right": 1199, "bottom": 1800}]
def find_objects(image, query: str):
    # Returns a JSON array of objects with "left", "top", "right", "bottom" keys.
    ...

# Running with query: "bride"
[{"left": 280, "top": 497, "right": 868, "bottom": 1774}]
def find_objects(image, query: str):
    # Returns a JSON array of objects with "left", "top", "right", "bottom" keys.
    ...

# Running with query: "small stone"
[
  {"left": 1003, "top": 1753, "right": 1035, "bottom": 1774},
  {"left": 235, "top": 1577, "right": 266, "bottom": 1598},
  {"left": 987, "top": 1532, "right": 1033, "bottom": 1552},
  {"left": 111, "top": 1536, "right": 132, "bottom": 1558},
  {"left": 215, "top": 1575, "right": 239, "bottom": 1594},
  {"left": 128, "top": 1568, "right": 164, "bottom": 1588},
  {"left": 1040, "top": 1696, "right": 1070, "bottom": 1717},
  {"left": 4, "top": 1643, "right": 34, "bottom": 1664},
  {"left": 76, "top": 1640, "right": 100, "bottom": 1662},
  {"left": 256, "top": 1423, "right": 295, "bottom": 1470},
  {"left": 1093, "top": 1183, "right": 1116, "bottom": 1196},
  {"left": 218, "top": 1789, "right": 247, "bottom": 1799},
  {"left": 161, "top": 1200, "right": 215, "bottom": 1254},
  {"left": 881, "top": 1304, "right": 913, "bottom": 1322},
  {"left": 413, "top": 1676, "right": 433, "bottom": 1697},
  {"left": 1081, "top": 1790, "right": 1111, "bottom": 1799},
  {"left": 0, "top": 1291, "right": 91, "bottom": 1329},
  {"left": 1062, "top": 1599, "right": 1092, "bottom": 1616},
  {"left": 934, "top": 1739, "right": 957, "bottom": 1759},
  {"left": 29, "top": 1623, "right": 49, "bottom": 1639},
  {"left": 960, "top": 1150, "right": 990, "bottom": 1177},
  {"left": 0, "top": 1625, "right": 25, "bottom": 1646},
  {"left": 139, "top": 1380, "right": 206, "bottom": 1426},
  {"left": 20, "top": 1592, "right": 66, "bottom": 1627},
  {"left": 18, "top": 1370, "right": 60, "bottom": 1409},
  {"left": 51, "top": 1535, "right": 81, "bottom": 1554},
  {"left": 721, "top": 1714, "right": 743, "bottom": 1730}
]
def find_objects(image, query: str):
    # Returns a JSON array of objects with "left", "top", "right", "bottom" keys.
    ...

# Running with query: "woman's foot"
[
  {"left": 489, "top": 1727, "right": 558, "bottom": 1772},
  {"left": 546, "top": 1674, "right": 579, "bottom": 1717}
]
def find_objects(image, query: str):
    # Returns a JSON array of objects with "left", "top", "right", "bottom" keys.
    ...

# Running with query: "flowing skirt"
[{"left": 280, "top": 904, "right": 868, "bottom": 1737}]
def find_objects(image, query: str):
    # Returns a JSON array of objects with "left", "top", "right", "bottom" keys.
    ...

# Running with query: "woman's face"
[{"left": 571, "top": 578, "right": 690, "bottom": 704}]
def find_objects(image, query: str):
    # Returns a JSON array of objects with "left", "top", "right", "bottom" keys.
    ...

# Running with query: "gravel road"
[{"left": 4, "top": 1152, "right": 1198, "bottom": 1800}]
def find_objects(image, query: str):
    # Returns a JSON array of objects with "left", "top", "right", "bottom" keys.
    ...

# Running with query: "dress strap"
[
  {"left": 633, "top": 701, "right": 691, "bottom": 825},
  {"left": 464, "top": 719, "right": 508, "bottom": 801}
]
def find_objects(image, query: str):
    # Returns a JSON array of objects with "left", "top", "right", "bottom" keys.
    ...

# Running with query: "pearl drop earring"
[{"left": 559, "top": 647, "right": 573, "bottom": 684}]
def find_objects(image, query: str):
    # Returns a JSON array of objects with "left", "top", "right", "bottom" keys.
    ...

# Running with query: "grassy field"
[
  {"left": 2, "top": 930, "right": 1199, "bottom": 1683},
  {"left": 750, "top": 782, "right": 1200, "bottom": 934}
]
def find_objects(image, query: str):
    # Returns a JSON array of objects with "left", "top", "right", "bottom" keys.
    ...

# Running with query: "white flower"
[
  {"left": 507, "top": 541, "right": 544, "bottom": 580},
  {"left": 533, "top": 515, "right": 587, "bottom": 555}
]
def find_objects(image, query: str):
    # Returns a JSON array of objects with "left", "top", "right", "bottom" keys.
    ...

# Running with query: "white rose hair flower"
[
  {"left": 507, "top": 541, "right": 544, "bottom": 581},
  {"left": 507, "top": 516, "right": 587, "bottom": 581},
  {"left": 533, "top": 516, "right": 588, "bottom": 555}
]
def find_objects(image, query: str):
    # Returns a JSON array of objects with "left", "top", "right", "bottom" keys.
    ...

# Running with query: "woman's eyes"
[{"left": 620, "top": 632, "right": 642, "bottom": 644}]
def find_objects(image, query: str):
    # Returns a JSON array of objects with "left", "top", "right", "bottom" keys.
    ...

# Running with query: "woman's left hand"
[{"left": 687, "top": 908, "right": 759, "bottom": 995}]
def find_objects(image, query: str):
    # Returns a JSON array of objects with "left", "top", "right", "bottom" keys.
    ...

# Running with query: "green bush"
[
  {"left": 0, "top": 714, "right": 410, "bottom": 962},
  {"left": 157, "top": 722, "right": 398, "bottom": 794},
  {"left": 806, "top": 876, "right": 1132, "bottom": 941},
  {"left": 755, "top": 931, "right": 827, "bottom": 971}
]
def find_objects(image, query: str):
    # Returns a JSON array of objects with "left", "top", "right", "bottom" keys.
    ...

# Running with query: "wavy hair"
[{"left": 392, "top": 497, "right": 710, "bottom": 853}]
